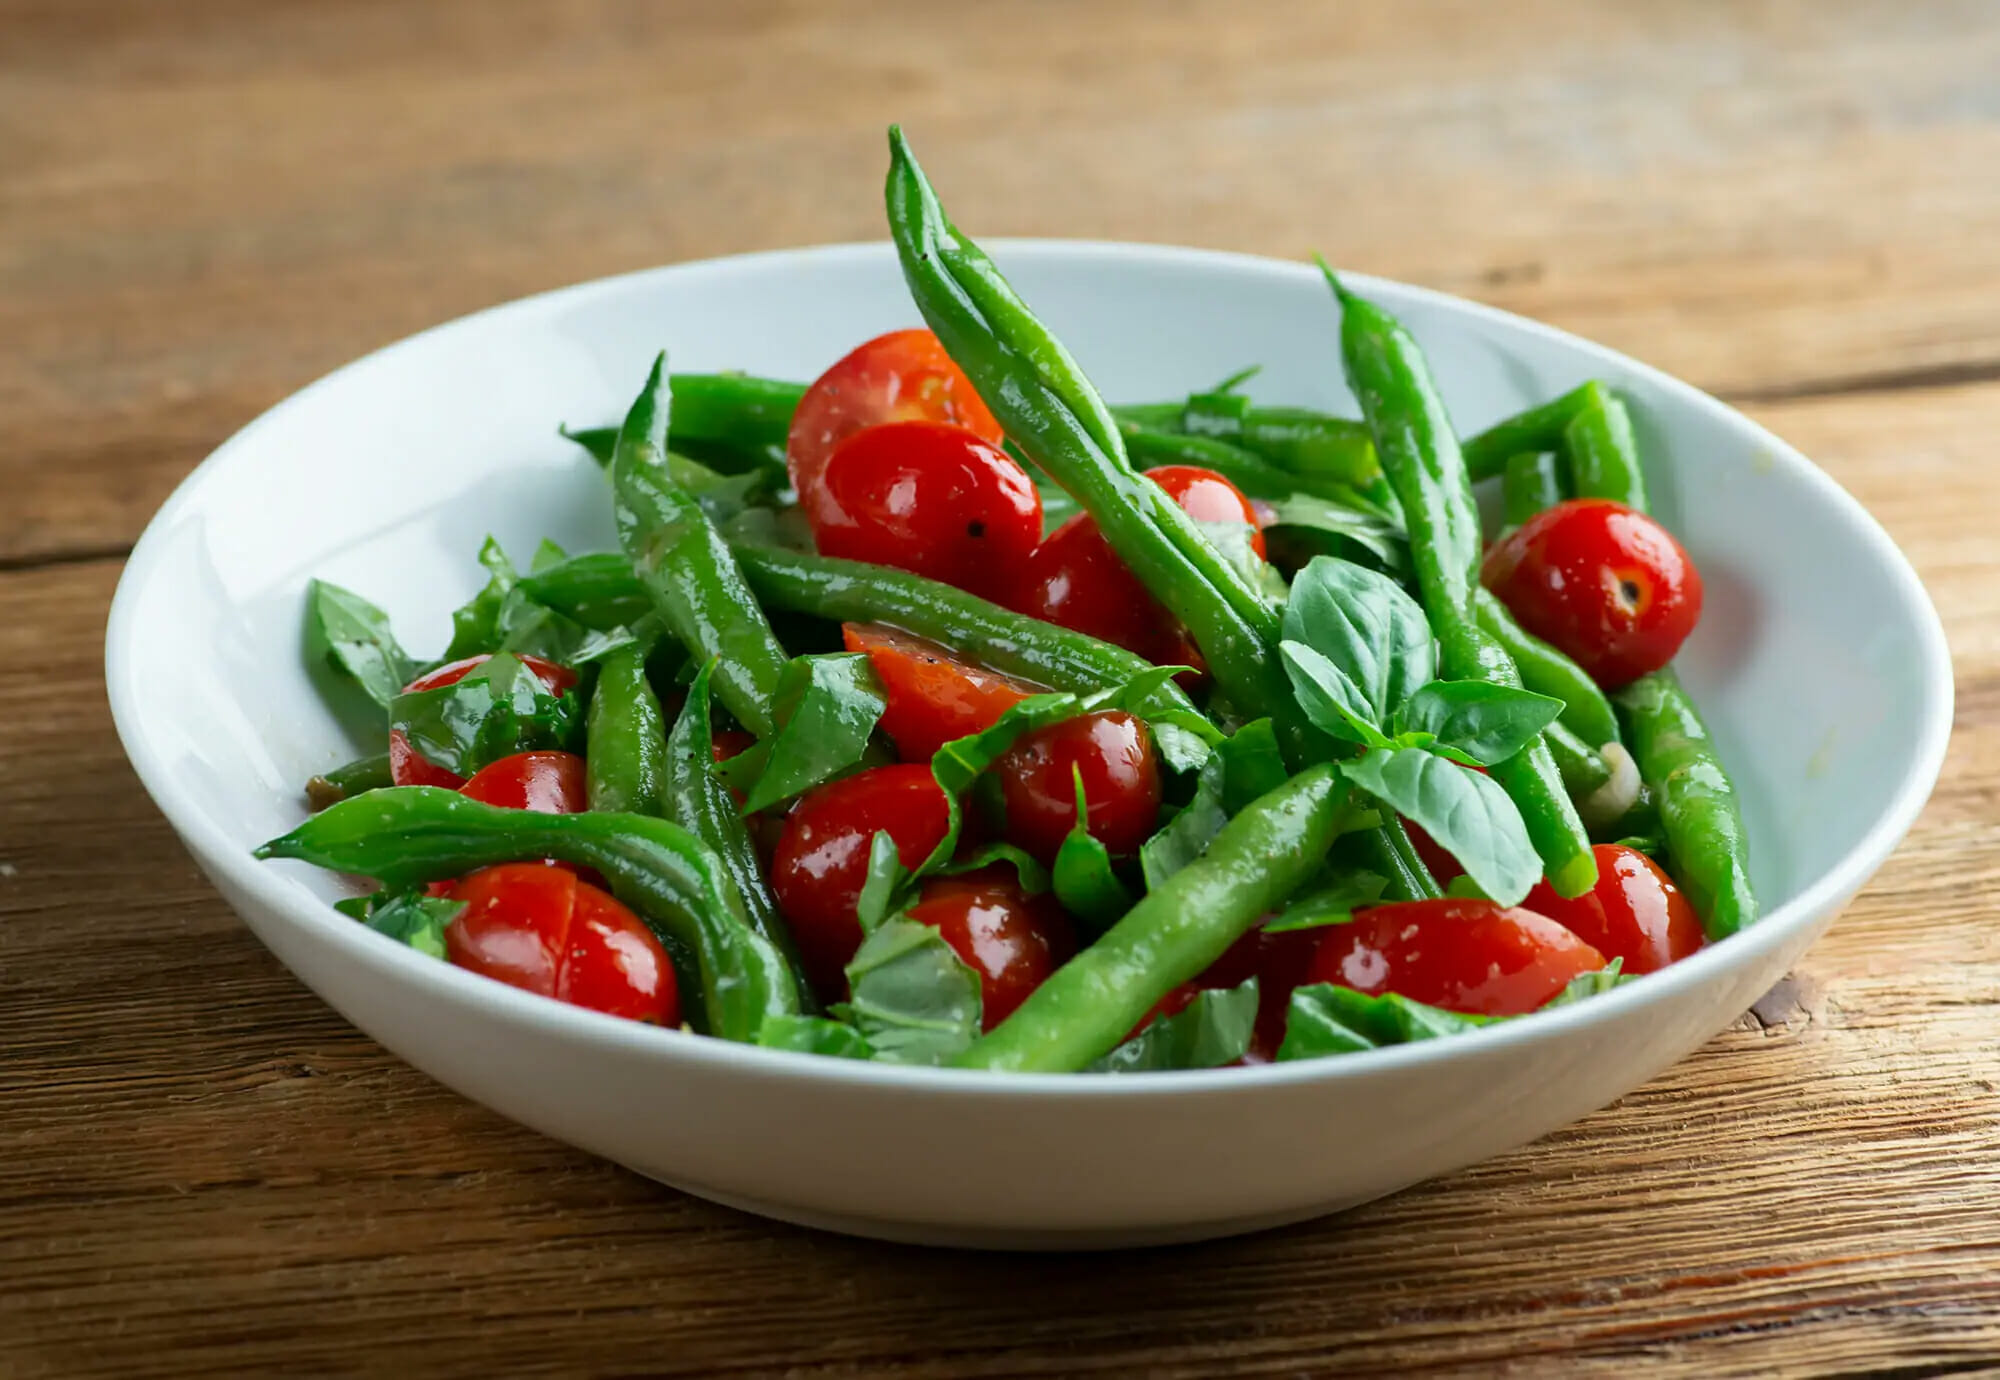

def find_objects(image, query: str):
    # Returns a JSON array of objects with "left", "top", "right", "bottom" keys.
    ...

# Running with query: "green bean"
[
  {"left": 1112, "top": 392, "right": 1379, "bottom": 487},
  {"left": 1563, "top": 381, "right": 1648, "bottom": 511},
  {"left": 585, "top": 643, "right": 668, "bottom": 816},
  {"left": 1501, "top": 452, "right": 1566, "bottom": 527},
  {"left": 1460, "top": 383, "right": 1593, "bottom": 482},
  {"left": 1473, "top": 587, "right": 1622, "bottom": 751},
  {"left": 304, "top": 752, "right": 393, "bottom": 810},
  {"left": 564, "top": 373, "right": 803, "bottom": 475},
  {"left": 256, "top": 788, "right": 800, "bottom": 1040},
  {"left": 957, "top": 764, "right": 1351, "bottom": 1072},
  {"left": 1350, "top": 815, "right": 1444, "bottom": 902},
  {"left": 611, "top": 354, "right": 791, "bottom": 738},
  {"left": 1328, "top": 270, "right": 1596, "bottom": 898},
  {"left": 1616, "top": 672, "right": 1756, "bottom": 940},
  {"left": 885, "top": 128, "right": 1316, "bottom": 768},
  {"left": 1542, "top": 720, "right": 1612, "bottom": 799},
  {"left": 519, "top": 552, "right": 654, "bottom": 632},
  {"left": 664, "top": 660, "right": 812, "bottom": 1003}
]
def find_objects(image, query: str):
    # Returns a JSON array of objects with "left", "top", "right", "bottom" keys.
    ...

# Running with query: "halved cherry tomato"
[
  {"left": 769, "top": 764, "right": 954, "bottom": 997},
  {"left": 1481, "top": 498, "right": 1703, "bottom": 688},
  {"left": 1134, "top": 925, "right": 1320, "bottom": 1061},
  {"left": 806, "top": 420, "right": 1042, "bottom": 603},
  {"left": 1145, "top": 465, "right": 1266, "bottom": 559},
  {"left": 389, "top": 653, "right": 579, "bottom": 788},
  {"left": 1307, "top": 898, "right": 1607, "bottom": 1017},
  {"left": 843, "top": 623, "right": 1039, "bottom": 762},
  {"left": 1009, "top": 514, "right": 1197, "bottom": 669},
  {"left": 993, "top": 710, "right": 1161, "bottom": 865},
  {"left": 906, "top": 868, "right": 1075, "bottom": 1029},
  {"left": 459, "top": 750, "right": 588, "bottom": 813},
  {"left": 786, "top": 328, "right": 1004, "bottom": 499},
  {"left": 1523, "top": 844, "right": 1704, "bottom": 975},
  {"left": 444, "top": 863, "right": 677, "bottom": 1024}
]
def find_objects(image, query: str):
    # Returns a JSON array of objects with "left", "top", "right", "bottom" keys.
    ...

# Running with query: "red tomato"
[
  {"left": 769, "top": 764, "right": 955, "bottom": 996},
  {"left": 993, "top": 710, "right": 1161, "bottom": 864},
  {"left": 711, "top": 729, "right": 757, "bottom": 764},
  {"left": 1524, "top": 844, "right": 1704, "bottom": 975},
  {"left": 1010, "top": 514, "right": 1197, "bottom": 669},
  {"left": 1145, "top": 464, "right": 1266, "bottom": 559},
  {"left": 1308, "top": 898, "right": 1607, "bottom": 1017},
  {"left": 444, "top": 863, "right": 678, "bottom": 1024},
  {"left": 786, "top": 328, "right": 1004, "bottom": 498},
  {"left": 1481, "top": 498, "right": 1704, "bottom": 688},
  {"left": 459, "top": 750, "right": 588, "bottom": 813},
  {"left": 906, "top": 869, "right": 1075, "bottom": 1029},
  {"left": 390, "top": 653, "right": 579, "bottom": 787},
  {"left": 1133, "top": 925, "right": 1321, "bottom": 1060},
  {"left": 806, "top": 421, "right": 1042, "bottom": 603},
  {"left": 843, "top": 622, "right": 1039, "bottom": 761}
]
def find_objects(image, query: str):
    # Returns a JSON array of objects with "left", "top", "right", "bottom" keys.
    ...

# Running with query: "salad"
[{"left": 260, "top": 128, "right": 1755, "bottom": 1074}]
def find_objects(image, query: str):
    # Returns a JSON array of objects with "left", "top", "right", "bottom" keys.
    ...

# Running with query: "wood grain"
[{"left": 8, "top": 2, "right": 2000, "bottom": 1375}]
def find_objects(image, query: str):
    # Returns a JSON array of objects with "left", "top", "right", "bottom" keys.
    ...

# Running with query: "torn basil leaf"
[{"left": 1089, "top": 979, "right": 1259, "bottom": 1073}]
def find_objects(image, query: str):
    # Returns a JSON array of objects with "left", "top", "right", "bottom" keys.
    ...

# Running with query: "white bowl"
[{"left": 106, "top": 242, "right": 1952, "bottom": 1249}]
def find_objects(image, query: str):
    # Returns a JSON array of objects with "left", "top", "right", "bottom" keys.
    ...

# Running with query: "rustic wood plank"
[
  {"left": 7, "top": 377, "right": 1997, "bottom": 1376},
  {"left": 8, "top": 0, "right": 2000, "bottom": 561}
]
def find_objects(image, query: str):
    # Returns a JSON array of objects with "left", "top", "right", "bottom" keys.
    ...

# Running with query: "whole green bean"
[
  {"left": 1542, "top": 720, "right": 1613, "bottom": 799},
  {"left": 564, "top": 373, "right": 803, "bottom": 474},
  {"left": 519, "top": 552, "right": 654, "bottom": 632},
  {"left": 1118, "top": 422, "right": 1389, "bottom": 514},
  {"left": 1112, "top": 393, "right": 1380, "bottom": 487},
  {"left": 885, "top": 128, "right": 1316, "bottom": 768},
  {"left": 1616, "top": 672, "right": 1756, "bottom": 940},
  {"left": 957, "top": 764, "right": 1351, "bottom": 1072},
  {"left": 664, "top": 660, "right": 812, "bottom": 1003},
  {"left": 305, "top": 752, "right": 393, "bottom": 810},
  {"left": 1329, "top": 271, "right": 1596, "bottom": 898},
  {"left": 611, "top": 354, "right": 791, "bottom": 738},
  {"left": 1501, "top": 452, "right": 1566, "bottom": 528},
  {"left": 1461, "top": 383, "right": 1593, "bottom": 482},
  {"left": 256, "top": 788, "right": 800, "bottom": 1040},
  {"left": 1473, "top": 587, "right": 1622, "bottom": 751},
  {"left": 1563, "top": 381, "right": 1648, "bottom": 511},
  {"left": 1351, "top": 814, "right": 1444, "bottom": 902},
  {"left": 585, "top": 642, "right": 668, "bottom": 816}
]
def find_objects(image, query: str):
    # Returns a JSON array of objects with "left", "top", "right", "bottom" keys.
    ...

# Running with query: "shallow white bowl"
[{"left": 106, "top": 243, "right": 1951, "bottom": 1248}]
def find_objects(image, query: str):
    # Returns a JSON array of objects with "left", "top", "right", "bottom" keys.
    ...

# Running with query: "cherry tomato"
[
  {"left": 711, "top": 729, "right": 757, "bottom": 764},
  {"left": 906, "top": 869, "right": 1075, "bottom": 1029},
  {"left": 459, "top": 750, "right": 588, "bottom": 813},
  {"left": 1145, "top": 464, "right": 1266, "bottom": 559},
  {"left": 443, "top": 863, "right": 677, "bottom": 1024},
  {"left": 1524, "top": 844, "right": 1704, "bottom": 975},
  {"left": 842, "top": 622, "right": 1038, "bottom": 761},
  {"left": 1134, "top": 925, "right": 1321, "bottom": 1060},
  {"left": 390, "top": 653, "right": 579, "bottom": 787},
  {"left": 769, "top": 764, "right": 954, "bottom": 996},
  {"left": 786, "top": 328, "right": 1004, "bottom": 499},
  {"left": 993, "top": 710, "right": 1161, "bottom": 864},
  {"left": 1307, "top": 898, "right": 1607, "bottom": 1017},
  {"left": 1481, "top": 498, "right": 1704, "bottom": 688},
  {"left": 1010, "top": 513, "right": 1196, "bottom": 669}
]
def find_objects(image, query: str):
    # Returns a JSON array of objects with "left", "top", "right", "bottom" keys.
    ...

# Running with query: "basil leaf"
[
  {"left": 303, "top": 579, "right": 416, "bottom": 713},
  {"left": 1136, "top": 718, "right": 1287, "bottom": 890},
  {"left": 529, "top": 538, "right": 569, "bottom": 574},
  {"left": 441, "top": 537, "right": 598, "bottom": 665},
  {"left": 1218, "top": 718, "right": 1288, "bottom": 814},
  {"left": 1394, "top": 680, "right": 1565, "bottom": 767},
  {"left": 1051, "top": 768, "right": 1135, "bottom": 934},
  {"left": 1260, "top": 869, "right": 1388, "bottom": 934},
  {"left": 388, "top": 652, "right": 583, "bottom": 779},
  {"left": 1338, "top": 746, "right": 1542, "bottom": 906},
  {"left": 1262, "top": 493, "right": 1411, "bottom": 579},
  {"left": 757, "top": 1014, "right": 874, "bottom": 1059},
  {"left": 854, "top": 830, "right": 908, "bottom": 936},
  {"left": 338, "top": 889, "right": 463, "bottom": 961},
  {"left": 733, "top": 653, "right": 888, "bottom": 815},
  {"left": 443, "top": 537, "right": 521, "bottom": 661},
  {"left": 935, "top": 841, "right": 1051, "bottom": 895},
  {"left": 1280, "top": 555, "right": 1435, "bottom": 730},
  {"left": 1542, "top": 960, "right": 1629, "bottom": 1007},
  {"left": 841, "top": 918, "right": 983, "bottom": 1066},
  {"left": 1280, "top": 641, "right": 1398, "bottom": 747},
  {"left": 1277, "top": 983, "right": 1498, "bottom": 1060},
  {"left": 1088, "top": 979, "right": 1259, "bottom": 1073}
]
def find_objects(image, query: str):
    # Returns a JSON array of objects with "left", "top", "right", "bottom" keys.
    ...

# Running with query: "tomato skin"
[
  {"left": 445, "top": 863, "right": 578, "bottom": 998},
  {"left": 786, "top": 329, "right": 1004, "bottom": 499},
  {"left": 906, "top": 869, "right": 1075, "bottom": 1029},
  {"left": 556, "top": 884, "right": 679, "bottom": 1025},
  {"left": 391, "top": 654, "right": 578, "bottom": 787},
  {"left": 1308, "top": 898, "right": 1608, "bottom": 1017},
  {"left": 1481, "top": 498, "right": 1704, "bottom": 688},
  {"left": 1135, "top": 926, "right": 1320, "bottom": 1060},
  {"left": 843, "top": 623, "right": 1038, "bottom": 761},
  {"left": 458, "top": 750, "right": 588, "bottom": 813},
  {"left": 1524, "top": 844, "right": 1704, "bottom": 975},
  {"left": 389, "top": 729, "right": 466, "bottom": 790},
  {"left": 807, "top": 421, "right": 1042, "bottom": 603},
  {"left": 1010, "top": 514, "right": 1194, "bottom": 668},
  {"left": 993, "top": 710, "right": 1162, "bottom": 865},
  {"left": 769, "top": 764, "right": 955, "bottom": 996},
  {"left": 1145, "top": 465, "right": 1266, "bottom": 559}
]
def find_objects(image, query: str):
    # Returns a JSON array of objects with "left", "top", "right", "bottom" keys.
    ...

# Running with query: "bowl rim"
[{"left": 105, "top": 238, "right": 1955, "bottom": 1097}]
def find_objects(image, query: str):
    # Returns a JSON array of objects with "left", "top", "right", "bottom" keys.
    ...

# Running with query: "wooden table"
[{"left": 8, "top": 3, "right": 1999, "bottom": 1374}]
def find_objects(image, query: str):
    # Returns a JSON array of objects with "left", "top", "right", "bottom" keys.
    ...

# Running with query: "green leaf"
[
  {"left": 1260, "top": 870, "right": 1389, "bottom": 933},
  {"left": 441, "top": 537, "right": 598, "bottom": 665},
  {"left": 338, "top": 889, "right": 463, "bottom": 961},
  {"left": 1277, "top": 983, "right": 1497, "bottom": 1061},
  {"left": 757, "top": 1013, "right": 874, "bottom": 1059},
  {"left": 1135, "top": 717, "right": 1286, "bottom": 891},
  {"left": 1394, "top": 680, "right": 1565, "bottom": 767},
  {"left": 732, "top": 653, "right": 888, "bottom": 815},
  {"left": 935, "top": 841, "right": 1052, "bottom": 895},
  {"left": 1280, "top": 641, "right": 1399, "bottom": 748},
  {"left": 1542, "top": 959, "right": 1629, "bottom": 1007},
  {"left": 303, "top": 579, "right": 416, "bottom": 712},
  {"left": 1280, "top": 556, "right": 1435, "bottom": 732},
  {"left": 443, "top": 537, "right": 521, "bottom": 661},
  {"left": 854, "top": 830, "right": 908, "bottom": 936},
  {"left": 1218, "top": 718, "right": 1288, "bottom": 814},
  {"left": 842, "top": 918, "right": 983, "bottom": 1066},
  {"left": 559, "top": 423, "right": 619, "bottom": 465},
  {"left": 1261, "top": 493, "right": 1411, "bottom": 579},
  {"left": 1051, "top": 767, "right": 1135, "bottom": 933},
  {"left": 388, "top": 652, "right": 583, "bottom": 779},
  {"left": 1088, "top": 979, "right": 1259, "bottom": 1073},
  {"left": 518, "top": 552, "right": 654, "bottom": 633},
  {"left": 1338, "top": 746, "right": 1542, "bottom": 906},
  {"left": 529, "top": 538, "right": 569, "bottom": 574}
]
